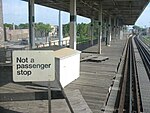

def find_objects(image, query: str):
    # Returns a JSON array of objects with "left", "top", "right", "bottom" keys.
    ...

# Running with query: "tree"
[
  {"left": 4, "top": 23, "right": 13, "bottom": 30},
  {"left": 4, "top": 23, "right": 29, "bottom": 30},
  {"left": 63, "top": 23, "right": 91, "bottom": 43},
  {"left": 35, "top": 22, "right": 53, "bottom": 37},
  {"left": 133, "top": 25, "right": 145, "bottom": 34},
  {"left": 77, "top": 23, "right": 88, "bottom": 38},
  {"left": 18, "top": 23, "right": 29, "bottom": 29},
  {"left": 63, "top": 24, "right": 69, "bottom": 37}
]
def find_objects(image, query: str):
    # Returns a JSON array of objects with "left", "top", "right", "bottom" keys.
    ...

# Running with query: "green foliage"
[
  {"left": 4, "top": 23, "right": 29, "bottom": 29},
  {"left": 77, "top": 36, "right": 90, "bottom": 44},
  {"left": 77, "top": 23, "right": 89, "bottom": 38},
  {"left": 18, "top": 23, "right": 29, "bottom": 29},
  {"left": 133, "top": 25, "right": 144, "bottom": 31},
  {"left": 63, "top": 24, "right": 69, "bottom": 37},
  {"left": 142, "top": 36, "right": 150, "bottom": 46},
  {"left": 63, "top": 23, "right": 91, "bottom": 43},
  {"left": 133, "top": 25, "right": 141, "bottom": 29},
  {"left": 4, "top": 23, "right": 13, "bottom": 30},
  {"left": 35, "top": 22, "right": 53, "bottom": 37}
]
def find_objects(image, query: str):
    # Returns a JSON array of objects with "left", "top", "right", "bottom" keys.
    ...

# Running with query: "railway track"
[
  {"left": 115, "top": 34, "right": 150, "bottom": 113},
  {"left": 116, "top": 36, "right": 142, "bottom": 113},
  {"left": 100, "top": 34, "right": 150, "bottom": 113},
  {"left": 134, "top": 36, "right": 150, "bottom": 80}
]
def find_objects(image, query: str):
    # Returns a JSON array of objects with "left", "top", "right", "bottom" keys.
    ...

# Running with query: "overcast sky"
[{"left": 2, "top": 0, "right": 150, "bottom": 27}]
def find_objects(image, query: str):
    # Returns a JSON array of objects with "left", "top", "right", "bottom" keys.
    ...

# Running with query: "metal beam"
[
  {"left": 29, "top": 0, "right": 35, "bottom": 49},
  {"left": 104, "top": 19, "right": 107, "bottom": 46},
  {"left": 108, "top": 15, "right": 112, "bottom": 45},
  {"left": 113, "top": 17, "right": 116, "bottom": 39},
  {"left": 59, "top": 10, "right": 63, "bottom": 46},
  {"left": 91, "top": 18, "right": 94, "bottom": 46},
  {"left": 98, "top": 1, "right": 102, "bottom": 54},
  {"left": 116, "top": 18, "right": 120, "bottom": 39}
]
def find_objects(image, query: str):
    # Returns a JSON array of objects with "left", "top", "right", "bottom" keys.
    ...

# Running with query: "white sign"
[{"left": 13, "top": 50, "right": 55, "bottom": 82}]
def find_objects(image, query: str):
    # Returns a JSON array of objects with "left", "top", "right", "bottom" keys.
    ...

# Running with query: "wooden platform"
[
  {"left": 0, "top": 90, "right": 92, "bottom": 113},
  {"left": 65, "top": 39, "right": 126, "bottom": 113},
  {"left": 0, "top": 39, "right": 126, "bottom": 113}
]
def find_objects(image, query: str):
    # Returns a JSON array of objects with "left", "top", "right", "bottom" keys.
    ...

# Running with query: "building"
[{"left": 6, "top": 29, "right": 29, "bottom": 41}]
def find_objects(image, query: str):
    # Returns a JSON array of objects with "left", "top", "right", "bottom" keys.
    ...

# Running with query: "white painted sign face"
[{"left": 13, "top": 50, "right": 55, "bottom": 82}]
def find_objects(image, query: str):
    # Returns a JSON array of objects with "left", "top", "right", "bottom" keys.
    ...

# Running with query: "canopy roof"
[{"left": 26, "top": 0, "right": 149, "bottom": 25}]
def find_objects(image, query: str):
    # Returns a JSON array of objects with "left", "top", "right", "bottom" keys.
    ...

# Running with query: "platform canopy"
[{"left": 24, "top": 0, "right": 149, "bottom": 25}]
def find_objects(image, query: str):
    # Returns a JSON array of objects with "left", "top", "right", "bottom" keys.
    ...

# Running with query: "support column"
[
  {"left": 69, "top": 0, "right": 76, "bottom": 50},
  {"left": 123, "top": 25, "right": 127, "bottom": 39},
  {"left": 90, "top": 18, "right": 94, "bottom": 45},
  {"left": 116, "top": 18, "right": 119, "bottom": 39},
  {"left": 108, "top": 15, "right": 112, "bottom": 45},
  {"left": 113, "top": 17, "right": 116, "bottom": 40},
  {"left": 59, "top": 10, "right": 63, "bottom": 46},
  {"left": 120, "top": 26, "right": 123, "bottom": 40},
  {"left": 98, "top": 1, "right": 102, "bottom": 54},
  {"left": 13, "top": 23, "right": 15, "bottom": 30},
  {"left": 104, "top": 19, "right": 107, "bottom": 45},
  {"left": 29, "top": 0, "right": 35, "bottom": 49},
  {"left": 0, "top": 0, "right": 4, "bottom": 41}
]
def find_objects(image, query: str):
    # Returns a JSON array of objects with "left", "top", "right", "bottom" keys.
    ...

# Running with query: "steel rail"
[
  {"left": 134, "top": 36, "right": 150, "bottom": 80},
  {"left": 129, "top": 39, "right": 132, "bottom": 113},
  {"left": 118, "top": 38, "right": 130, "bottom": 113},
  {"left": 131, "top": 38, "right": 141, "bottom": 113},
  {"left": 117, "top": 36, "right": 141, "bottom": 113}
]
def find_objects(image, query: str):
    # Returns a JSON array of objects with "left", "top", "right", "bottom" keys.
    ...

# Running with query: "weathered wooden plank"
[
  {"left": 0, "top": 90, "right": 92, "bottom": 113},
  {"left": 0, "top": 100, "right": 71, "bottom": 113},
  {"left": 66, "top": 89, "right": 92, "bottom": 113}
]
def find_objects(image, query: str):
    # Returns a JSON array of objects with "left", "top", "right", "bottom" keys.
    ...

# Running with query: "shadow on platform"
[
  {"left": 0, "top": 106, "right": 21, "bottom": 113},
  {"left": 0, "top": 66, "right": 12, "bottom": 87}
]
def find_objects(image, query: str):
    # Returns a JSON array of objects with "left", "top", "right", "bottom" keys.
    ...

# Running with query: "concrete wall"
[
  {"left": 5, "top": 25, "right": 58, "bottom": 41},
  {"left": 0, "top": 0, "right": 4, "bottom": 41},
  {"left": 6, "top": 29, "right": 29, "bottom": 41}
]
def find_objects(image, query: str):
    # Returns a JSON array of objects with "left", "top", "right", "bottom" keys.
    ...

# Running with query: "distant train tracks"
[{"left": 134, "top": 36, "right": 150, "bottom": 80}]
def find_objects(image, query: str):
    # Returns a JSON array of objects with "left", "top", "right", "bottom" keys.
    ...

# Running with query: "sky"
[
  {"left": 135, "top": 2, "right": 150, "bottom": 27},
  {"left": 2, "top": 0, "right": 150, "bottom": 27},
  {"left": 2, "top": 0, "right": 90, "bottom": 25}
]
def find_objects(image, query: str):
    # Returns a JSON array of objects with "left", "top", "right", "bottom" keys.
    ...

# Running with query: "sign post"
[
  {"left": 12, "top": 50, "right": 55, "bottom": 113},
  {"left": 48, "top": 80, "right": 51, "bottom": 113}
]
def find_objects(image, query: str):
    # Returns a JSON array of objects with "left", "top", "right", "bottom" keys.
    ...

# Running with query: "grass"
[
  {"left": 141, "top": 36, "right": 150, "bottom": 46},
  {"left": 77, "top": 36, "right": 90, "bottom": 44}
]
